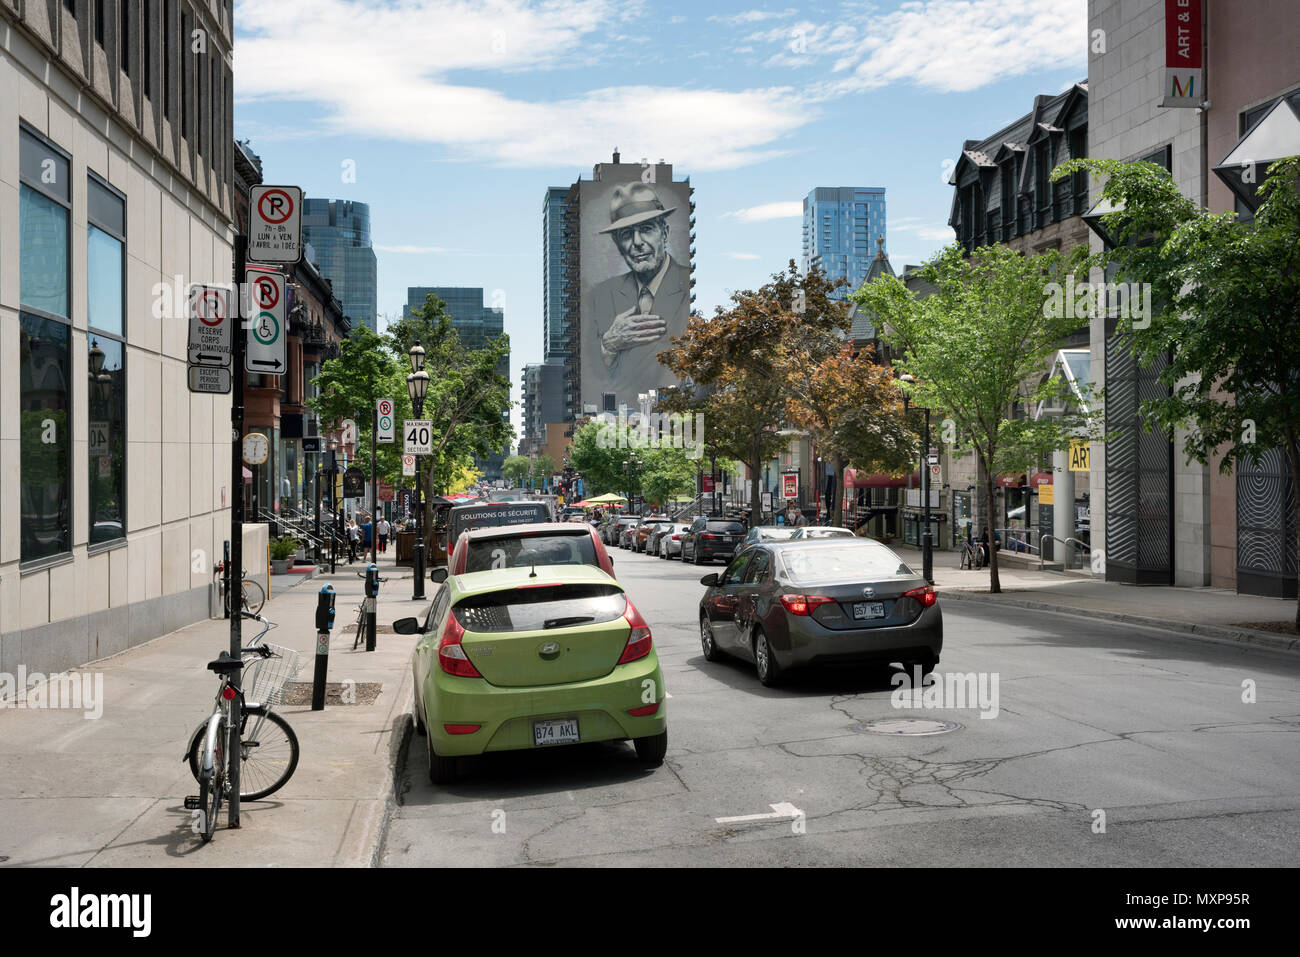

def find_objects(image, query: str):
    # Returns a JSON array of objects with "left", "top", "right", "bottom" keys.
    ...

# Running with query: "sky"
[{"left": 232, "top": 0, "right": 1088, "bottom": 442}]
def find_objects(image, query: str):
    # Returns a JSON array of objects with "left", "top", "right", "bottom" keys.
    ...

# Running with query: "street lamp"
[
  {"left": 407, "top": 341, "right": 430, "bottom": 601},
  {"left": 899, "top": 374, "right": 933, "bottom": 585},
  {"left": 328, "top": 437, "right": 340, "bottom": 573}
]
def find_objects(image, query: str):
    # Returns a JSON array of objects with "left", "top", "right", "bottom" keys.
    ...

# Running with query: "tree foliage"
[
  {"left": 854, "top": 243, "right": 1097, "bottom": 592},
  {"left": 502, "top": 454, "right": 532, "bottom": 487},
  {"left": 659, "top": 261, "right": 848, "bottom": 524}
]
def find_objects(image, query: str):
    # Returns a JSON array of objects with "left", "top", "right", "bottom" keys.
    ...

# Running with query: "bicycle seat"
[{"left": 207, "top": 651, "right": 244, "bottom": 674}]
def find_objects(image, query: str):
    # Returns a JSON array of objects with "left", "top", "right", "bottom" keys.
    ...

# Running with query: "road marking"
[{"left": 716, "top": 801, "right": 802, "bottom": 824}]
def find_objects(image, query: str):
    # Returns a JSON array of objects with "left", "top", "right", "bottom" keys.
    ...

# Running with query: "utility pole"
[{"left": 227, "top": 234, "right": 246, "bottom": 829}]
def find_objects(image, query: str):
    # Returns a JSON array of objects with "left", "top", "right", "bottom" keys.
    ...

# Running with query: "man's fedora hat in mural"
[{"left": 599, "top": 183, "right": 677, "bottom": 233}]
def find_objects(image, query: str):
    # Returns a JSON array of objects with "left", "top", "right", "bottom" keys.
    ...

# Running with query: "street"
[{"left": 381, "top": 549, "right": 1300, "bottom": 867}]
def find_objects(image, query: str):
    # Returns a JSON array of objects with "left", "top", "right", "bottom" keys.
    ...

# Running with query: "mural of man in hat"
[{"left": 589, "top": 182, "right": 691, "bottom": 394}]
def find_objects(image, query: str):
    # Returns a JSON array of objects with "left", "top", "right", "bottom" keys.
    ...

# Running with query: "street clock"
[{"left": 242, "top": 432, "right": 270, "bottom": 466}]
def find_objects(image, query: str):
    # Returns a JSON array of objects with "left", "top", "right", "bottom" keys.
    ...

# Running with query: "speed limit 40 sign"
[
  {"left": 376, "top": 398, "right": 395, "bottom": 444},
  {"left": 404, "top": 420, "right": 432, "bottom": 455}
]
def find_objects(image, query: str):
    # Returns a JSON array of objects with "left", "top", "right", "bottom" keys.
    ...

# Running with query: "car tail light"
[
  {"left": 902, "top": 585, "right": 938, "bottom": 608},
  {"left": 672, "top": 534, "right": 681, "bottom": 541},
  {"left": 702, "top": 533, "right": 717, "bottom": 540},
  {"left": 780, "top": 594, "right": 836, "bottom": 616},
  {"left": 438, "top": 612, "right": 483, "bottom": 678},
  {"left": 444, "top": 724, "right": 481, "bottom": 735},
  {"left": 617, "top": 602, "right": 654, "bottom": 664},
  {"left": 627, "top": 703, "right": 659, "bottom": 716}
]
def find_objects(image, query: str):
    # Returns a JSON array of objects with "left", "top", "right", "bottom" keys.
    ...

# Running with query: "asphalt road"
[{"left": 380, "top": 547, "right": 1300, "bottom": 867}]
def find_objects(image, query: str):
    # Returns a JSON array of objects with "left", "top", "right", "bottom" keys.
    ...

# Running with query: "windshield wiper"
[{"left": 543, "top": 615, "right": 595, "bottom": 629}]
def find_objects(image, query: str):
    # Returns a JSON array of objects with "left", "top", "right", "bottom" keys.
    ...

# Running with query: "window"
[
  {"left": 144, "top": 1, "right": 152, "bottom": 98},
  {"left": 19, "top": 128, "right": 74, "bottom": 564},
  {"left": 88, "top": 175, "right": 127, "bottom": 546},
  {"left": 164, "top": 0, "right": 172, "bottom": 118},
  {"left": 181, "top": 10, "right": 189, "bottom": 138},
  {"left": 95, "top": 0, "right": 105, "bottom": 46},
  {"left": 121, "top": 0, "right": 131, "bottom": 74}
]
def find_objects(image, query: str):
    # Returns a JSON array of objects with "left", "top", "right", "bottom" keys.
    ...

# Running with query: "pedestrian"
[
  {"left": 378, "top": 516, "right": 391, "bottom": 554},
  {"left": 362, "top": 516, "right": 374, "bottom": 556},
  {"left": 347, "top": 520, "right": 360, "bottom": 563}
]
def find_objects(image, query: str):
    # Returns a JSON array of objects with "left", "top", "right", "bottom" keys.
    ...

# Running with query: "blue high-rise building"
[
  {"left": 801, "top": 187, "right": 887, "bottom": 299},
  {"left": 404, "top": 287, "right": 511, "bottom": 480},
  {"left": 301, "top": 198, "right": 378, "bottom": 331},
  {"left": 543, "top": 187, "right": 569, "bottom": 362}
]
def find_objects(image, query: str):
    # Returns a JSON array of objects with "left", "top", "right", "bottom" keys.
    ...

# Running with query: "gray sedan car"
[{"left": 697, "top": 538, "right": 942, "bottom": 686}]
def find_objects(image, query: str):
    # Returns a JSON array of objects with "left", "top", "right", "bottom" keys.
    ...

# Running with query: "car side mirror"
[
  {"left": 392, "top": 617, "right": 423, "bottom": 635},
  {"left": 700, "top": 573, "right": 719, "bottom": 587},
  {"left": 430, "top": 568, "right": 447, "bottom": 584}
]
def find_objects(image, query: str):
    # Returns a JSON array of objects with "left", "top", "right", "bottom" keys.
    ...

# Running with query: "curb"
[
  {"left": 366, "top": 672, "right": 414, "bottom": 868},
  {"left": 939, "top": 589, "right": 1300, "bottom": 655}
]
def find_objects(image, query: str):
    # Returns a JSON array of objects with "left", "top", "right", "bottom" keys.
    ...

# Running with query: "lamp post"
[
  {"left": 328, "top": 437, "right": 339, "bottom": 574},
  {"left": 899, "top": 374, "right": 933, "bottom": 584},
  {"left": 407, "top": 341, "right": 429, "bottom": 602}
]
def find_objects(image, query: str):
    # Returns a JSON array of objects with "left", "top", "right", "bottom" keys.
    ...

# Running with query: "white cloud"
[
  {"left": 750, "top": 0, "right": 1085, "bottom": 95},
  {"left": 725, "top": 252, "right": 762, "bottom": 260},
  {"left": 234, "top": 0, "right": 812, "bottom": 171},
  {"left": 891, "top": 221, "right": 955, "bottom": 242},
  {"left": 709, "top": 8, "right": 798, "bottom": 25},
  {"left": 724, "top": 201, "right": 803, "bottom": 221}
]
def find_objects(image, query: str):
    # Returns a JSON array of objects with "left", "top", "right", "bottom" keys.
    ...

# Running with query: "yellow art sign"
[{"left": 1069, "top": 440, "right": 1090, "bottom": 472}]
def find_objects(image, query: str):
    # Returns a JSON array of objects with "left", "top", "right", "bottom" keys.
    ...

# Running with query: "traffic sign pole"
[
  {"left": 371, "top": 403, "right": 378, "bottom": 566},
  {"left": 228, "top": 234, "right": 246, "bottom": 830}
]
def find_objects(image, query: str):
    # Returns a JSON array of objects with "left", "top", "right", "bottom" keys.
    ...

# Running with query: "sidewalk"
[
  {"left": 0, "top": 549, "right": 425, "bottom": 867},
  {"left": 891, "top": 545, "right": 1299, "bottom": 654}
]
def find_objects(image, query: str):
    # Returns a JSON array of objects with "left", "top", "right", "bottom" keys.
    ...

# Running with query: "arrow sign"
[
  {"left": 245, "top": 268, "right": 286, "bottom": 375},
  {"left": 715, "top": 802, "right": 803, "bottom": 825},
  {"left": 187, "top": 285, "right": 232, "bottom": 367}
]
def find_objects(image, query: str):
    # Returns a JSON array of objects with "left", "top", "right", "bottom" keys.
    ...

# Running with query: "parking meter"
[
  {"left": 364, "top": 563, "right": 379, "bottom": 651},
  {"left": 312, "top": 584, "right": 336, "bottom": 711}
]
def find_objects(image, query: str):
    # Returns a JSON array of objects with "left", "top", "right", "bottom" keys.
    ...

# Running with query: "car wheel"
[
  {"left": 700, "top": 616, "right": 723, "bottom": 662},
  {"left": 426, "top": 732, "right": 459, "bottom": 785},
  {"left": 413, "top": 699, "right": 427, "bottom": 737},
  {"left": 693, "top": 544, "right": 702, "bottom": 565},
  {"left": 754, "top": 629, "right": 782, "bottom": 687},
  {"left": 633, "top": 729, "right": 667, "bottom": 767}
]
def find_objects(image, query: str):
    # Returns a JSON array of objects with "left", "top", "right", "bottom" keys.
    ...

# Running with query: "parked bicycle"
[
  {"left": 214, "top": 562, "right": 266, "bottom": 616},
  {"left": 184, "top": 613, "right": 301, "bottom": 842},
  {"left": 351, "top": 570, "right": 388, "bottom": 650}
]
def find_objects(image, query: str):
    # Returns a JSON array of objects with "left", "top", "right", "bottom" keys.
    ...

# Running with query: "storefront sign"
[
  {"left": 1161, "top": 0, "right": 1203, "bottom": 108},
  {"left": 1069, "top": 440, "right": 1090, "bottom": 472},
  {"left": 781, "top": 471, "right": 799, "bottom": 500}
]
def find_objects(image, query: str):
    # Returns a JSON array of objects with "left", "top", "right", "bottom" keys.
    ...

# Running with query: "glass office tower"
[
  {"left": 801, "top": 187, "right": 887, "bottom": 300},
  {"left": 301, "top": 198, "right": 378, "bottom": 331}
]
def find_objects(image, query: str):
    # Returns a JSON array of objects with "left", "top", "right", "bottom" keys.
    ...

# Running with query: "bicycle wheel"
[
  {"left": 352, "top": 605, "right": 366, "bottom": 650},
  {"left": 241, "top": 579, "right": 266, "bottom": 615},
  {"left": 188, "top": 710, "right": 300, "bottom": 801},
  {"left": 196, "top": 720, "right": 225, "bottom": 843}
]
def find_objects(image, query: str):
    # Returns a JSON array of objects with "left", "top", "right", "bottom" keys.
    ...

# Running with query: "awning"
[
  {"left": 854, "top": 470, "right": 920, "bottom": 489},
  {"left": 1214, "top": 93, "right": 1300, "bottom": 212},
  {"left": 997, "top": 474, "right": 1027, "bottom": 488},
  {"left": 1030, "top": 472, "right": 1053, "bottom": 487}
]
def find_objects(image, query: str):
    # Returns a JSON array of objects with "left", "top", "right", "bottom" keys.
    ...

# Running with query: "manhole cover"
[
  {"left": 851, "top": 718, "right": 962, "bottom": 736},
  {"left": 280, "top": 681, "right": 383, "bottom": 706}
]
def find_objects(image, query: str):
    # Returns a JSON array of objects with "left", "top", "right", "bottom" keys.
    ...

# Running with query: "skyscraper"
[
  {"left": 404, "top": 287, "right": 511, "bottom": 480},
  {"left": 801, "top": 187, "right": 886, "bottom": 299},
  {"left": 543, "top": 187, "right": 569, "bottom": 362},
  {"left": 301, "top": 198, "right": 378, "bottom": 331}
]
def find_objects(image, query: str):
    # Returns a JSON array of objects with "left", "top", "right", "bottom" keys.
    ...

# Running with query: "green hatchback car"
[{"left": 394, "top": 565, "right": 668, "bottom": 783}]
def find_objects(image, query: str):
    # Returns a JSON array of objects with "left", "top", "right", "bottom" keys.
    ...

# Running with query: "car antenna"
[{"left": 529, "top": 561, "right": 537, "bottom": 578}]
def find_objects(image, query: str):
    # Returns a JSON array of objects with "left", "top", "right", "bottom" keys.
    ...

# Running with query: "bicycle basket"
[{"left": 243, "top": 644, "right": 303, "bottom": 707}]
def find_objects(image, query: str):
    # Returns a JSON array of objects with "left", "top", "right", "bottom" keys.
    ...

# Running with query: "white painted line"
[{"left": 716, "top": 801, "right": 802, "bottom": 824}]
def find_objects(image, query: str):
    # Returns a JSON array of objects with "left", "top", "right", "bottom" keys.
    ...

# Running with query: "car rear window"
[
  {"left": 779, "top": 544, "right": 914, "bottom": 584},
  {"left": 453, "top": 583, "right": 626, "bottom": 633},
  {"left": 463, "top": 533, "right": 597, "bottom": 572},
  {"left": 760, "top": 528, "right": 798, "bottom": 540},
  {"left": 707, "top": 522, "right": 744, "bottom": 533}
]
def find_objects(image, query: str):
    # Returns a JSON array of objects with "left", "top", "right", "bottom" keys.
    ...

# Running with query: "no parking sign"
[{"left": 376, "top": 398, "right": 395, "bottom": 443}]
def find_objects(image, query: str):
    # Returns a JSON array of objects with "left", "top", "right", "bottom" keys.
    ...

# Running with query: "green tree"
[
  {"left": 502, "top": 454, "right": 532, "bottom": 487},
  {"left": 568, "top": 418, "right": 634, "bottom": 496},
  {"left": 1055, "top": 155, "right": 1300, "bottom": 624},
  {"left": 638, "top": 444, "right": 698, "bottom": 508},
  {"left": 854, "top": 243, "right": 1096, "bottom": 592},
  {"left": 531, "top": 454, "right": 556, "bottom": 490},
  {"left": 659, "top": 261, "right": 847, "bottom": 525}
]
